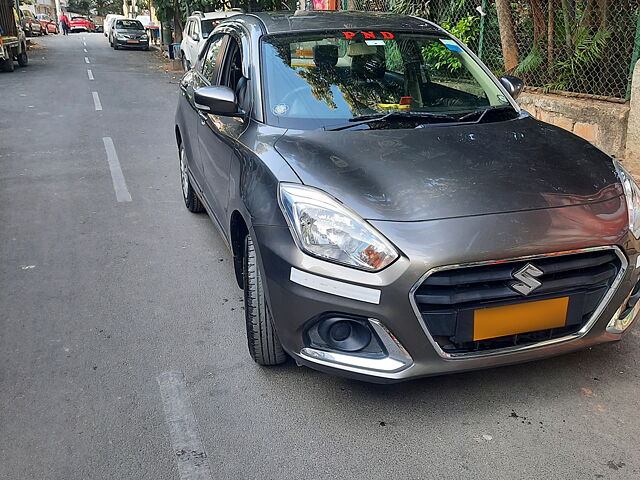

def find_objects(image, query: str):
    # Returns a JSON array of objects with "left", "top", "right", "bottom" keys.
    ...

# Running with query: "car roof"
[
  {"left": 192, "top": 11, "right": 241, "bottom": 21},
  {"left": 241, "top": 10, "right": 442, "bottom": 35}
]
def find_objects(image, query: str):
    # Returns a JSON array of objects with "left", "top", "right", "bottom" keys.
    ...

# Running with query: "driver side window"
[
  {"left": 200, "top": 34, "right": 225, "bottom": 84},
  {"left": 219, "top": 36, "right": 250, "bottom": 112}
]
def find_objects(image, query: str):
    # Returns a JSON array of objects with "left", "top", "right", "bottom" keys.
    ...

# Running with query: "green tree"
[
  {"left": 67, "top": 0, "right": 122, "bottom": 16},
  {"left": 67, "top": 0, "right": 93, "bottom": 15}
]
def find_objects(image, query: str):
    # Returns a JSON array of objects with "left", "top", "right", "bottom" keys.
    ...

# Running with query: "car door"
[
  {"left": 189, "top": 20, "right": 201, "bottom": 66},
  {"left": 197, "top": 33, "right": 248, "bottom": 232},
  {"left": 180, "top": 33, "right": 227, "bottom": 203},
  {"left": 182, "top": 20, "right": 193, "bottom": 64}
]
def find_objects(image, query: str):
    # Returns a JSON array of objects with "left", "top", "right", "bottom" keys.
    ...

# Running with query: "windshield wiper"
[
  {"left": 324, "top": 111, "right": 458, "bottom": 131},
  {"left": 456, "top": 105, "right": 517, "bottom": 123}
]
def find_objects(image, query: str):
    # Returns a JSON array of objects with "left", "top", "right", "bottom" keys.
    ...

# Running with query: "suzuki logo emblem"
[{"left": 509, "top": 263, "right": 543, "bottom": 296}]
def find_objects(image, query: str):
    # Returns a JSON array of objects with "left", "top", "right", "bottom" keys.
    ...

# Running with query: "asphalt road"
[{"left": 1, "top": 33, "right": 639, "bottom": 480}]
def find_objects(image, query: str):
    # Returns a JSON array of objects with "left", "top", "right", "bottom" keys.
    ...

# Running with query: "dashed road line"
[
  {"left": 92, "top": 91, "right": 102, "bottom": 111},
  {"left": 84, "top": 56, "right": 90, "bottom": 64},
  {"left": 157, "top": 372, "right": 213, "bottom": 480},
  {"left": 87, "top": 69, "right": 94, "bottom": 80},
  {"left": 83, "top": 48, "right": 88, "bottom": 53},
  {"left": 102, "top": 137, "right": 132, "bottom": 203}
]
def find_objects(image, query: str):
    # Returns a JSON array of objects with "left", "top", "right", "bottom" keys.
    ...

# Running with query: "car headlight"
[
  {"left": 141, "top": 34, "right": 148, "bottom": 40},
  {"left": 614, "top": 159, "right": 640, "bottom": 239},
  {"left": 116, "top": 33, "right": 126, "bottom": 39},
  {"left": 279, "top": 183, "right": 399, "bottom": 271}
]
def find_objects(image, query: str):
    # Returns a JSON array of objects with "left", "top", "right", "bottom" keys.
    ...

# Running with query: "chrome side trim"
[
  {"left": 299, "top": 319, "right": 413, "bottom": 378},
  {"left": 409, "top": 246, "right": 628, "bottom": 360}
]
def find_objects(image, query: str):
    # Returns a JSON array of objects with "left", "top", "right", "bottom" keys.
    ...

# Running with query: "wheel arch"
[
  {"left": 230, "top": 210, "right": 249, "bottom": 289},
  {"left": 175, "top": 125, "right": 183, "bottom": 147}
]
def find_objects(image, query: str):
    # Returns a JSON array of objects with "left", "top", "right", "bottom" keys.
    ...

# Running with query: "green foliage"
[
  {"left": 544, "top": 27, "right": 611, "bottom": 93},
  {"left": 513, "top": 45, "right": 544, "bottom": 76},
  {"left": 422, "top": 15, "right": 478, "bottom": 74},
  {"left": 67, "top": 0, "right": 121, "bottom": 16},
  {"left": 67, "top": 0, "right": 93, "bottom": 15}
]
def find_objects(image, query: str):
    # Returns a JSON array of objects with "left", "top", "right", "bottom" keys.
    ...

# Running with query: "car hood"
[{"left": 274, "top": 115, "right": 622, "bottom": 222}]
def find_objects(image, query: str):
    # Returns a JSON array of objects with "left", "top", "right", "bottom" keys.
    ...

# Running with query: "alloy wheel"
[{"left": 180, "top": 148, "right": 189, "bottom": 200}]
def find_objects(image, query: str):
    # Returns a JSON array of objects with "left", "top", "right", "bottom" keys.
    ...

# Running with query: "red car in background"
[
  {"left": 69, "top": 16, "right": 95, "bottom": 33},
  {"left": 36, "top": 14, "right": 59, "bottom": 34}
]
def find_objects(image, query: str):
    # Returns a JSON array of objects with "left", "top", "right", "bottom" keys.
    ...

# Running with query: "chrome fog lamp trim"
[
  {"left": 299, "top": 319, "right": 413, "bottom": 376},
  {"left": 607, "top": 294, "right": 640, "bottom": 334},
  {"left": 409, "top": 246, "right": 628, "bottom": 360}
]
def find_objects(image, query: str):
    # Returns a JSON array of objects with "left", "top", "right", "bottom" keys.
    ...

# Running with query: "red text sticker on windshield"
[{"left": 341, "top": 31, "right": 395, "bottom": 40}]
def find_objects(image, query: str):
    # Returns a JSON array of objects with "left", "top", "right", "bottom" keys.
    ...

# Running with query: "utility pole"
[{"left": 55, "top": 0, "right": 62, "bottom": 21}]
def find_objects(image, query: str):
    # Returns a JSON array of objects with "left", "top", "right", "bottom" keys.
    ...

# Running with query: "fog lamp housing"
[
  {"left": 301, "top": 316, "right": 413, "bottom": 375},
  {"left": 607, "top": 280, "right": 640, "bottom": 334}
]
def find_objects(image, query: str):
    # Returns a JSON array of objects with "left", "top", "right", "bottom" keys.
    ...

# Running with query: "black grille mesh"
[{"left": 414, "top": 250, "right": 622, "bottom": 353}]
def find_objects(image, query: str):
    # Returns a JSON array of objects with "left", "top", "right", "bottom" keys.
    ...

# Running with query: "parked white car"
[
  {"left": 180, "top": 10, "right": 241, "bottom": 71},
  {"left": 104, "top": 14, "right": 124, "bottom": 39}
]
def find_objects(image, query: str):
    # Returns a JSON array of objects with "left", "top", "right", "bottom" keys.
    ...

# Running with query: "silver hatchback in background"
[{"left": 179, "top": 10, "right": 241, "bottom": 71}]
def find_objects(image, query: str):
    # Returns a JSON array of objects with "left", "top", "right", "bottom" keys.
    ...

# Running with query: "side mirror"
[
  {"left": 500, "top": 75, "right": 524, "bottom": 100},
  {"left": 191, "top": 33, "right": 199, "bottom": 42},
  {"left": 194, "top": 86, "right": 239, "bottom": 116}
]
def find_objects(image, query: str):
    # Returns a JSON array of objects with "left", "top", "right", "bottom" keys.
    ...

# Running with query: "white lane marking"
[
  {"left": 290, "top": 267, "right": 381, "bottom": 304},
  {"left": 83, "top": 41, "right": 86, "bottom": 46},
  {"left": 83, "top": 48, "right": 88, "bottom": 53},
  {"left": 102, "top": 137, "right": 132, "bottom": 202},
  {"left": 157, "top": 372, "right": 213, "bottom": 480},
  {"left": 92, "top": 91, "right": 102, "bottom": 111},
  {"left": 87, "top": 69, "right": 94, "bottom": 80},
  {"left": 84, "top": 56, "right": 90, "bottom": 64}
]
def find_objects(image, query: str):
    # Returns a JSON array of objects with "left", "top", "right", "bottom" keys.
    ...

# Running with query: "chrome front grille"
[{"left": 411, "top": 247, "right": 625, "bottom": 357}]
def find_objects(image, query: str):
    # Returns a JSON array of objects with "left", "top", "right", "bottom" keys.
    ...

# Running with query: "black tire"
[
  {"left": 17, "top": 52, "right": 28, "bottom": 67},
  {"left": 1, "top": 58, "right": 15, "bottom": 72},
  {"left": 179, "top": 145, "right": 204, "bottom": 213},
  {"left": 113, "top": 43, "right": 119, "bottom": 50},
  {"left": 181, "top": 55, "right": 190, "bottom": 71},
  {"left": 243, "top": 235, "right": 287, "bottom": 366}
]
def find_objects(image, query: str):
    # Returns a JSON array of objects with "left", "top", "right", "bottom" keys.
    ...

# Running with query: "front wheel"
[
  {"left": 181, "top": 55, "right": 190, "bottom": 72},
  {"left": 179, "top": 145, "right": 203, "bottom": 213},
  {"left": 17, "top": 52, "right": 28, "bottom": 67},
  {"left": 243, "top": 235, "right": 287, "bottom": 366}
]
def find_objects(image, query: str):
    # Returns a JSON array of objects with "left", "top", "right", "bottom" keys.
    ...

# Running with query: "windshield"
[
  {"left": 201, "top": 20, "right": 220, "bottom": 38},
  {"left": 116, "top": 20, "right": 143, "bottom": 30},
  {"left": 261, "top": 30, "right": 514, "bottom": 129},
  {"left": 72, "top": 17, "right": 87, "bottom": 21}
]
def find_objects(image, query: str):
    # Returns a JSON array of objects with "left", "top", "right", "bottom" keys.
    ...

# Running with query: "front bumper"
[
  {"left": 254, "top": 197, "right": 640, "bottom": 382},
  {"left": 114, "top": 38, "right": 148, "bottom": 48}
]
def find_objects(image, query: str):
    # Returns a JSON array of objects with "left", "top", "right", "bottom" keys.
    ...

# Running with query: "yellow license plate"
[
  {"left": 473, "top": 297, "right": 569, "bottom": 341},
  {"left": 127, "top": 40, "right": 139, "bottom": 44}
]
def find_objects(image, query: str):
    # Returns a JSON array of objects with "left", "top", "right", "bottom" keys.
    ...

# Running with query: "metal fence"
[{"left": 341, "top": 0, "right": 640, "bottom": 101}]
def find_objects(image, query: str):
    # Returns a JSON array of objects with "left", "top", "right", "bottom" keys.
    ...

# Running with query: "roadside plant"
[{"left": 422, "top": 15, "right": 479, "bottom": 74}]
